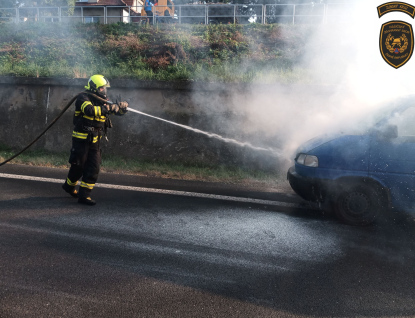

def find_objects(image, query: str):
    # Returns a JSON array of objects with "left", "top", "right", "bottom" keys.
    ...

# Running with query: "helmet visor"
[
  {"left": 99, "top": 87, "right": 108, "bottom": 98},
  {"left": 101, "top": 78, "right": 110, "bottom": 88}
]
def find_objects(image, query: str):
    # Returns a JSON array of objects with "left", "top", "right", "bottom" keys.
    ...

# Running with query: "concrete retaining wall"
[{"left": 0, "top": 76, "right": 333, "bottom": 171}]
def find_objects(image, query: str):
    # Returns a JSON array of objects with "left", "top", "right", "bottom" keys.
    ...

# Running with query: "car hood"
[
  {"left": 296, "top": 134, "right": 341, "bottom": 154},
  {"left": 297, "top": 134, "right": 371, "bottom": 171}
]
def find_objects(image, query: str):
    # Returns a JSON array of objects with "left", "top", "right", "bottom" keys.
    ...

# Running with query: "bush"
[{"left": 0, "top": 22, "right": 314, "bottom": 83}]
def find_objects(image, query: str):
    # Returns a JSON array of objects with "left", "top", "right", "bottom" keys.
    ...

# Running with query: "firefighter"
[{"left": 62, "top": 74, "right": 128, "bottom": 205}]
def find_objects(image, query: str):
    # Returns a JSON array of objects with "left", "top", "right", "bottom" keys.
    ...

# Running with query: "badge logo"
[
  {"left": 380, "top": 21, "right": 414, "bottom": 68},
  {"left": 378, "top": 2, "right": 415, "bottom": 18}
]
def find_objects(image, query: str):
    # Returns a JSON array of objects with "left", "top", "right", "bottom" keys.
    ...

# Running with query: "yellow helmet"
[{"left": 85, "top": 74, "right": 110, "bottom": 98}]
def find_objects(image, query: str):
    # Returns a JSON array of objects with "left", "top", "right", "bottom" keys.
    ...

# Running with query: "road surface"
[{"left": 0, "top": 164, "right": 415, "bottom": 317}]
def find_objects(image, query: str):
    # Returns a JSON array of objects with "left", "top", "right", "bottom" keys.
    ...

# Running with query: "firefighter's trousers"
[{"left": 65, "top": 137, "right": 101, "bottom": 199}]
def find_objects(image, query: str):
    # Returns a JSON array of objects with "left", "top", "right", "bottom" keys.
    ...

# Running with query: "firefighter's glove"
[
  {"left": 109, "top": 104, "right": 120, "bottom": 114},
  {"left": 102, "top": 104, "right": 119, "bottom": 115},
  {"left": 117, "top": 101, "right": 129, "bottom": 115}
]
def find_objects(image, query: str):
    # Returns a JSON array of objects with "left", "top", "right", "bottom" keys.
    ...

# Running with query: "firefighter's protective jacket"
[{"left": 72, "top": 92, "right": 126, "bottom": 143}]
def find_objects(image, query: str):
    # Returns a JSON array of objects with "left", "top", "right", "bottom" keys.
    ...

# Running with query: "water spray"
[
  {"left": 0, "top": 92, "right": 283, "bottom": 167},
  {"left": 126, "top": 107, "right": 283, "bottom": 156}
]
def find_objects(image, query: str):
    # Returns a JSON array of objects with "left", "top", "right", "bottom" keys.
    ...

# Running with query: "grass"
[
  {"left": 0, "top": 22, "right": 317, "bottom": 83},
  {"left": 0, "top": 146, "right": 285, "bottom": 186},
  {"left": 0, "top": 22, "right": 306, "bottom": 186}
]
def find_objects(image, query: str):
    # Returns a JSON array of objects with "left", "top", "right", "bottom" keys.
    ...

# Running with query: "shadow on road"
[{"left": 2, "top": 192, "right": 414, "bottom": 317}]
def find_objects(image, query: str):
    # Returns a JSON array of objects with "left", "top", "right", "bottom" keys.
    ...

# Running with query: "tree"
[
  {"left": 0, "top": 0, "right": 76, "bottom": 7},
  {"left": 0, "top": 0, "right": 76, "bottom": 20},
  {"left": 39, "top": 0, "right": 76, "bottom": 6},
  {"left": 0, "top": 1, "right": 19, "bottom": 20},
  {"left": 0, "top": 0, "right": 19, "bottom": 8}
]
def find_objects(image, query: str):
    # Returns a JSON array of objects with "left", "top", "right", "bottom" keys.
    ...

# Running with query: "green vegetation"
[
  {"left": 0, "top": 145, "right": 283, "bottom": 185},
  {"left": 0, "top": 22, "right": 308, "bottom": 184},
  {"left": 0, "top": 22, "right": 315, "bottom": 83}
]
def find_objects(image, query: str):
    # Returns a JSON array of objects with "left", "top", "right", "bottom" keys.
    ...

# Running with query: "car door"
[{"left": 369, "top": 106, "right": 415, "bottom": 211}]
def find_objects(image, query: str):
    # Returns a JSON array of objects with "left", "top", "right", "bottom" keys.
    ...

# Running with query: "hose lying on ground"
[
  {"left": 0, "top": 92, "right": 86, "bottom": 167},
  {"left": 0, "top": 90, "right": 128, "bottom": 166}
]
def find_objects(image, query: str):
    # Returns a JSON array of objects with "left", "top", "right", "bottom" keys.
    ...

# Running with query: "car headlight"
[{"left": 296, "top": 153, "right": 318, "bottom": 167}]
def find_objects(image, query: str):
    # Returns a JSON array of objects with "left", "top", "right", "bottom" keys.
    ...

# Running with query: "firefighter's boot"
[
  {"left": 62, "top": 182, "right": 78, "bottom": 198},
  {"left": 78, "top": 182, "right": 96, "bottom": 206},
  {"left": 78, "top": 197, "right": 96, "bottom": 206}
]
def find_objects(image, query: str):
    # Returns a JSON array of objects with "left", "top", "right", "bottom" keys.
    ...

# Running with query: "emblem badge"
[
  {"left": 380, "top": 20, "right": 414, "bottom": 68},
  {"left": 378, "top": 2, "right": 415, "bottom": 18}
]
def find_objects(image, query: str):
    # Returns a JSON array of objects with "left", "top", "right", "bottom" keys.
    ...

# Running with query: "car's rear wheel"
[{"left": 334, "top": 185, "right": 380, "bottom": 225}]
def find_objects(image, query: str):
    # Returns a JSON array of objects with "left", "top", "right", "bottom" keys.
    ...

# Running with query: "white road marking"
[{"left": 0, "top": 172, "right": 306, "bottom": 209}]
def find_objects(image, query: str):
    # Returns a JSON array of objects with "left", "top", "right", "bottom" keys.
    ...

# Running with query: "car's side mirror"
[{"left": 377, "top": 124, "right": 398, "bottom": 139}]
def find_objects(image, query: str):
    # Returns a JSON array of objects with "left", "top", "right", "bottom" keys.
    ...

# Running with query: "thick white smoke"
[{"left": 227, "top": 0, "right": 415, "bottom": 165}]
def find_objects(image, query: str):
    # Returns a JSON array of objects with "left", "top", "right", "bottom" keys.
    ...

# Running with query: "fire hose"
[
  {"left": 0, "top": 91, "right": 281, "bottom": 167},
  {"left": 0, "top": 91, "right": 118, "bottom": 167}
]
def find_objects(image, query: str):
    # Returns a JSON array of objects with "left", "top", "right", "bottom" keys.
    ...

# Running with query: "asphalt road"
[{"left": 1, "top": 164, "right": 415, "bottom": 318}]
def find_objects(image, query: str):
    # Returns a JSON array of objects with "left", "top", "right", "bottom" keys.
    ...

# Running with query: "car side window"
[{"left": 388, "top": 106, "right": 415, "bottom": 136}]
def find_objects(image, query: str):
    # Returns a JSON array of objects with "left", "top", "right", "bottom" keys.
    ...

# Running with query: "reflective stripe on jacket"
[{"left": 72, "top": 92, "right": 107, "bottom": 142}]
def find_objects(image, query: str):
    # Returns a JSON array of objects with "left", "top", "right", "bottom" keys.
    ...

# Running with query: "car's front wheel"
[{"left": 334, "top": 185, "right": 380, "bottom": 225}]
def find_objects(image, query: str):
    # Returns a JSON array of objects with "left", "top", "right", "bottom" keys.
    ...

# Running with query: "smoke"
[
  {"left": 9, "top": 3, "right": 415, "bottom": 171},
  {"left": 193, "top": 1, "right": 415, "bottom": 169},
  {"left": 286, "top": 0, "right": 415, "bottom": 151}
]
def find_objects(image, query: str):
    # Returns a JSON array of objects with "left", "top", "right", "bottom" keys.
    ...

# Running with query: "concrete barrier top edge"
[
  {"left": 0, "top": 76, "right": 337, "bottom": 93},
  {"left": 0, "top": 76, "right": 241, "bottom": 91}
]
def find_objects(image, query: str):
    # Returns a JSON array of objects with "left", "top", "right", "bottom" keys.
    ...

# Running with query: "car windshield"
[
  {"left": 373, "top": 95, "right": 415, "bottom": 125},
  {"left": 370, "top": 95, "right": 415, "bottom": 137},
  {"left": 345, "top": 95, "right": 415, "bottom": 136}
]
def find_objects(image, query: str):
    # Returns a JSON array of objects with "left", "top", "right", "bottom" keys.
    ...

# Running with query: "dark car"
[{"left": 287, "top": 95, "right": 415, "bottom": 225}]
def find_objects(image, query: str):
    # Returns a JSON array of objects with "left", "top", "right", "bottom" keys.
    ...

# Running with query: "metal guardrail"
[{"left": 0, "top": 3, "right": 349, "bottom": 25}]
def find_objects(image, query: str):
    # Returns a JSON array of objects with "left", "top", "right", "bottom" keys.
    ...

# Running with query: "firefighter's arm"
[{"left": 81, "top": 100, "right": 105, "bottom": 118}]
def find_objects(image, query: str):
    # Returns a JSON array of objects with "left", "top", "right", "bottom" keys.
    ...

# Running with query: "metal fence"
[{"left": 0, "top": 3, "right": 349, "bottom": 25}]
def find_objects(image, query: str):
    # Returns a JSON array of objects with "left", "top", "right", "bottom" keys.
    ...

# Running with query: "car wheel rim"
[{"left": 343, "top": 192, "right": 370, "bottom": 217}]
